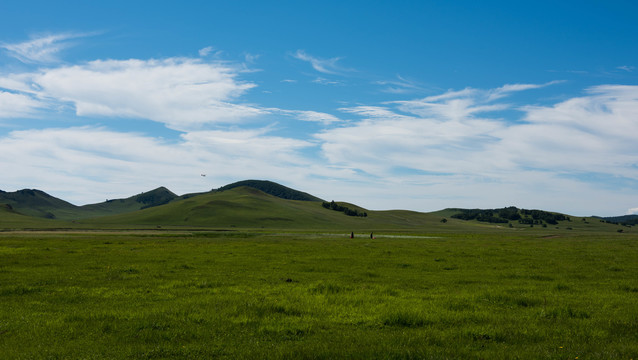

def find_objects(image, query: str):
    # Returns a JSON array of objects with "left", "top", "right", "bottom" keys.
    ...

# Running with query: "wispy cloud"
[
  {"left": 1, "top": 32, "right": 93, "bottom": 63},
  {"left": 375, "top": 75, "right": 423, "bottom": 94},
  {"left": 388, "top": 81, "right": 563, "bottom": 120},
  {"left": 198, "top": 46, "right": 214, "bottom": 57},
  {"left": 275, "top": 110, "right": 341, "bottom": 125},
  {"left": 617, "top": 65, "right": 635, "bottom": 72},
  {"left": 0, "top": 91, "right": 43, "bottom": 118},
  {"left": 312, "top": 77, "right": 344, "bottom": 86},
  {"left": 487, "top": 80, "right": 564, "bottom": 101},
  {"left": 318, "top": 83, "right": 638, "bottom": 214},
  {"left": 0, "top": 58, "right": 264, "bottom": 131},
  {"left": 292, "top": 50, "right": 346, "bottom": 75}
]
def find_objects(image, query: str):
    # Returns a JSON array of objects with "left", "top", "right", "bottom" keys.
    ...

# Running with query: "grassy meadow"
[{"left": 1, "top": 229, "right": 637, "bottom": 359}]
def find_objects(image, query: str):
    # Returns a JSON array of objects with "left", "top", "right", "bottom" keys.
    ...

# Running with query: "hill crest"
[{"left": 216, "top": 180, "right": 323, "bottom": 202}]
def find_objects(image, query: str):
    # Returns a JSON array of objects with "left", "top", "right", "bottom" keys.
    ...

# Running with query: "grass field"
[{"left": 1, "top": 230, "right": 637, "bottom": 359}]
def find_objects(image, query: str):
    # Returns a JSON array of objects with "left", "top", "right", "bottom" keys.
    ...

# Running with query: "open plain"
[{"left": 1, "top": 228, "right": 637, "bottom": 359}]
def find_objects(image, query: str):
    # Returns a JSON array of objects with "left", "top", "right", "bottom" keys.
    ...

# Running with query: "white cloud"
[
  {"left": 496, "top": 85, "right": 638, "bottom": 177},
  {"left": 312, "top": 77, "right": 344, "bottom": 86},
  {"left": 0, "top": 58, "right": 264, "bottom": 130},
  {"left": 198, "top": 46, "right": 214, "bottom": 57},
  {"left": 339, "top": 106, "right": 413, "bottom": 120},
  {"left": 316, "top": 83, "right": 638, "bottom": 215},
  {"left": 1, "top": 33, "right": 91, "bottom": 63},
  {"left": 0, "top": 90, "right": 43, "bottom": 118},
  {"left": 487, "top": 80, "right": 564, "bottom": 101},
  {"left": 628, "top": 207, "right": 638, "bottom": 215},
  {"left": 274, "top": 109, "right": 341, "bottom": 125},
  {"left": 375, "top": 75, "right": 422, "bottom": 94},
  {"left": 617, "top": 65, "right": 634, "bottom": 72},
  {"left": 293, "top": 50, "right": 345, "bottom": 75}
]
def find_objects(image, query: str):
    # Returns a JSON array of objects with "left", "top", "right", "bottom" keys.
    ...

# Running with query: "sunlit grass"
[{"left": 1, "top": 231, "right": 637, "bottom": 358}]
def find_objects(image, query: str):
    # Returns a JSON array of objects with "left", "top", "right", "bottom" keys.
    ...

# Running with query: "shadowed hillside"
[
  {"left": 216, "top": 180, "right": 323, "bottom": 202},
  {"left": 0, "top": 187, "right": 177, "bottom": 220},
  {"left": 79, "top": 186, "right": 177, "bottom": 217},
  {"left": 0, "top": 189, "right": 79, "bottom": 219}
]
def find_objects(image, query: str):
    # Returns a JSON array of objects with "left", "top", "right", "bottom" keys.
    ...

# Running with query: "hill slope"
[
  {"left": 0, "top": 203, "right": 70, "bottom": 229},
  {"left": 216, "top": 180, "right": 323, "bottom": 201},
  {"left": 595, "top": 214, "right": 638, "bottom": 226},
  {"left": 0, "top": 189, "right": 79, "bottom": 219},
  {"left": 86, "top": 186, "right": 448, "bottom": 230},
  {"left": 0, "top": 187, "right": 178, "bottom": 220},
  {"left": 79, "top": 186, "right": 178, "bottom": 218}
]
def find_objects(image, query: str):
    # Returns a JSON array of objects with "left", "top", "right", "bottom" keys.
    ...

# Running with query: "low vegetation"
[
  {"left": 1, "top": 181, "right": 636, "bottom": 358},
  {"left": 1, "top": 230, "right": 637, "bottom": 359},
  {"left": 451, "top": 207, "right": 569, "bottom": 225},
  {"left": 322, "top": 200, "right": 368, "bottom": 217}
]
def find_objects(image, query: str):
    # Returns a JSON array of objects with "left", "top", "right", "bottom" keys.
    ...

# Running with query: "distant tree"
[
  {"left": 440, "top": 218, "right": 447, "bottom": 223},
  {"left": 322, "top": 200, "right": 367, "bottom": 217}
]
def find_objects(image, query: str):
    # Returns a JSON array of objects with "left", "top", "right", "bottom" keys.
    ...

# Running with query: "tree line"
[
  {"left": 451, "top": 207, "right": 568, "bottom": 225},
  {"left": 322, "top": 201, "right": 368, "bottom": 217}
]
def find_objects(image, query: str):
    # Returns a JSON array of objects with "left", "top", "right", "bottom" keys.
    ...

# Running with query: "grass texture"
[{"left": 1, "top": 230, "right": 637, "bottom": 359}]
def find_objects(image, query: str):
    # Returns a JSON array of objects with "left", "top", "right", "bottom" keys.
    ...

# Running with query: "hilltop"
[
  {"left": 0, "top": 189, "right": 80, "bottom": 219},
  {"left": 216, "top": 180, "right": 323, "bottom": 202}
]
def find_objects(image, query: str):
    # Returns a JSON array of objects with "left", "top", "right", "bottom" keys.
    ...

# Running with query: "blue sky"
[{"left": 1, "top": 0, "right": 637, "bottom": 216}]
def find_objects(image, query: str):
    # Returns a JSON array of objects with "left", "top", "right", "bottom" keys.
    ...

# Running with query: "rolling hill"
[
  {"left": 0, "top": 186, "right": 177, "bottom": 220},
  {"left": 79, "top": 186, "right": 177, "bottom": 218},
  {"left": 86, "top": 186, "right": 386, "bottom": 229},
  {"left": 215, "top": 180, "right": 323, "bottom": 201},
  {"left": 0, "top": 189, "right": 80, "bottom": 219},
  {"left": 0, "top": 180, "right": 632, "bottom": 233}
]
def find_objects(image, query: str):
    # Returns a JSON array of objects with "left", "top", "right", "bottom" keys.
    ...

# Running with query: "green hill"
[
  {"left": 78, "top": 186, "right": 177, "bottom": 218},
  {"left": 216, "top": 180, "right": 323, "bottom": 201},
  {"left": 0, "top": 203, "right": 70, "bottom": 229},
  {"left": 596, "top": 214, "right": 638, "bottom": 226},
  {"left": 1, "top": 180, "right": 633, "bottom": 233},
  {"left": 0, "top": 186, "right": 177, "bottom": 221},
  {"left": 85, "top": 186, "right": 458, "bottom": 231},
  {"left": 88, "top": 186, "right": 356, "bottom": 229},
  {"left": 0, "top": 189, "right": 80, "bottom": 219}
]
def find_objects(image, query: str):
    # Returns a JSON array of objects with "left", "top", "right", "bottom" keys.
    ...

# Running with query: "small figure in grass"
[
  {"left": 370, "top": 232, "right": 374, "bottom": 239},
  {"left": 350, "top": 231, "right": 354, "bottom": 239}
]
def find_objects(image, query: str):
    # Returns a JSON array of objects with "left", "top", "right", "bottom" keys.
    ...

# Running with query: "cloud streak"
[
  {"left": 1, "top": 33, "right": 92, "bottom": 63},
  {"left": 292, "top": 50, "right": 346, "bottom": 75},
  {"left": 0, "top": 90, "right": 43, "bottom": 118}
]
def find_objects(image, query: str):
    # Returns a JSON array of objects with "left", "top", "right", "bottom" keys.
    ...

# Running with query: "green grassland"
[
  {"left": 1, "top": 229, "right": 637, "bottom": 359},
  {"left": 1, "top": 184, "right": 636, "bottom": 358}
]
